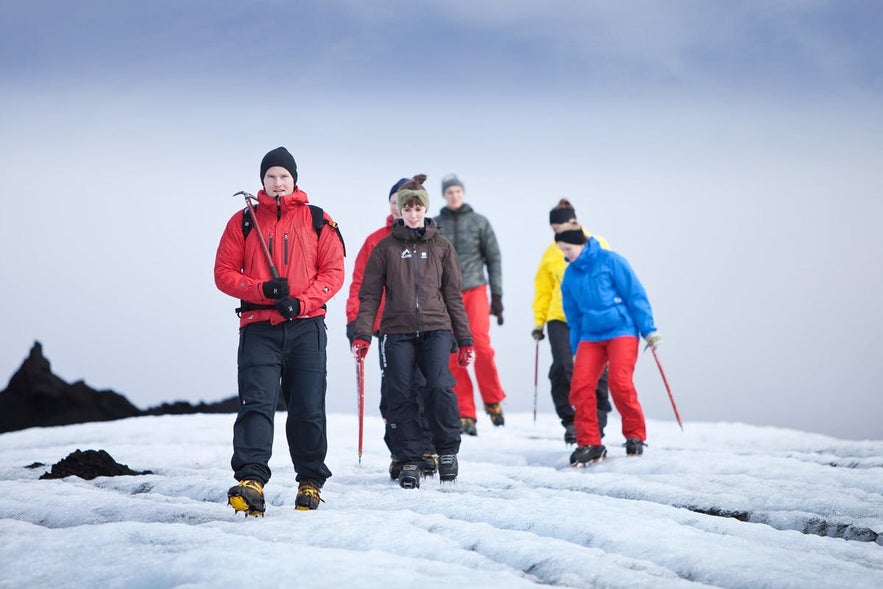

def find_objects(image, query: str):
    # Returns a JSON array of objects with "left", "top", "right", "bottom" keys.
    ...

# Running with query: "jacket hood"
[
  {"left": 256, "top": 188, "right": 309, "bottom": 209},
  {"left": 391, "top": 217, "right": 439, "bottom": 242},
  {"left": 438, "top": 203, "right": 474, "bottom": 216},
  {"left": 568, "top": 237, "right": 602, "bottom": 270}
]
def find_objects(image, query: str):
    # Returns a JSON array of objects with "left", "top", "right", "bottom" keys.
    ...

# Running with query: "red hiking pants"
[
  {"left": 571, "top": 336, "right": 646, "bottom": 446},
  {"left": 449, "top": 285, "right": 506, "bottom": 419}
]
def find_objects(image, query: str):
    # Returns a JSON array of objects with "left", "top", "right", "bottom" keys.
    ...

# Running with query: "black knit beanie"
[
  {"left": 260, "top": 147, "right": 298, "bottom": 183},
  {"left": 549, "top": 204, "right": 576, "bottom": 225},
  {"left": 554, "top": 228, "right": 588, "bottom": 245},
  {"left": 389, "top": 177, "right": 409, "bottom": 199}
]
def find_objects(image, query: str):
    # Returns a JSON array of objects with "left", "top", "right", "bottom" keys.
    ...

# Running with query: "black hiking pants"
[
  {"left": 377, "top": 333, "right": 433, "bottom": 458},
  {"left": 232, "top": 318, "right": 332, "bottom": 486},
  {"left": 382, "top": 330, "right": 461, "bottom": 463},
  {"left": 548, "top": 320, "right": 611, "bottom": 434}
]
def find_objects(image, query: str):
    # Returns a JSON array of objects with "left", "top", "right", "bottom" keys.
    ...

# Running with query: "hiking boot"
[
  {"left": 570, "top": 445, "right": 607, "bottom": 466},
  {"left": 484, "top": 403, "right": 505, "bottom": 426},
  {"left": 295, "top": 481, "right": 323, "bottom": 511},
  {"left": 564, "top": 423, "right": 577, "bottom": 445},
  {"left": 459, "top": 417, "right": 477, "bottom": 436},
  {"left": 421, "top": 453, "right": 439, "bottom": 476},
  {"left": 227, "top": 480, "right": 265, "bottom": 517},
  {"left": 625, "top": 438, "right": 646, "bottom": 456},
  {"left": 399, "top": 463, "right": 422, "bottom": 489},
  {"left": 437, "top": 454, "right": 458, "bottom": 482}
]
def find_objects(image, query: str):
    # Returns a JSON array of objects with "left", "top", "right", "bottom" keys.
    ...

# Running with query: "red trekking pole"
[
  {"left": 233, "top": 191, "right": 279, "bottom": 279},
  {"left": 355, "top": 354, "right": 365, "bottom": 464},
  {"left": 533, "top": 339, "right": 539, "bottom": 423},
  {"left": 651, "top": 348, "right": 683, "bottom": 431}
]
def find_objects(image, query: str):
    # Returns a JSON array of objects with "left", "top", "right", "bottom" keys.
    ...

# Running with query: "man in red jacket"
[
  {"left": 214, "top": 146, "right": 345, "bottom": 516},
  {"left": 345, "top": 178, "right": 436, "bottom": 478}
]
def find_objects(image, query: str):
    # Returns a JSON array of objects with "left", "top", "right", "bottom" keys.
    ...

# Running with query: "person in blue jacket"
[{"left": 555, "top": 221, "right": 663, "bottom": 465}]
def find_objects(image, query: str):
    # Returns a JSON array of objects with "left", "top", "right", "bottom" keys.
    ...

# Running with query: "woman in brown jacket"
[{"left": 353, "top": 174, "right": 474, "bottom": 489}]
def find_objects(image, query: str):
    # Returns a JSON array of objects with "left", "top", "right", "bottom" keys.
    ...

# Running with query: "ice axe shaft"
[
  {"left": 533, "top": 339, "right": 539, "bottom": 423},
  {"left": 232, "top": 191, "right": 279, "bottom": 279},
  {"left": 355, "top": 354, "right": 365, "bottom": 463},
  {"left": 651, "top": 348, "right": 683, "bottom": 431}
]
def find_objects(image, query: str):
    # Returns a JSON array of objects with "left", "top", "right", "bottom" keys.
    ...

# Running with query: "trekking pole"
[
  {"left": 533, "top": 339, "right": 539, "bottom": 423},
  {"left": 355, "top": 354, "right": 365, "bottom": 464},
  {"left": 232, "top": 191, "right": 278, "bottom": 279},
  {"left": 651, "top": 348, "right": 683, "bottom": 431}
]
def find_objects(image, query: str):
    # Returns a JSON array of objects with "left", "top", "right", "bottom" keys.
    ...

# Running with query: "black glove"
[
  {"left": 531, "top": 327, "right": 545, "bottom": 341},
  {"left": 275, "top": 297, "right": 300, "bottom": 319},
  {"left": 490, "top": 294, "right": 504, "bottom": 326},
  {"left": 346, "top": 321, "right": 356, "bottom": 345},
  {"left": 262, "top": 277, "right": 290, "bottom": 299}
]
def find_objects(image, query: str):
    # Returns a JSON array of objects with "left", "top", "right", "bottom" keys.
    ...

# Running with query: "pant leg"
[
  {"left": 383, "top": 334, "right": 427, "bottom": 462},
  {"left": 280, "top": 317, "right": 332, "bottom": 485},
  {"left": 596, "top": 365, "right": 611, "bottom": 437},
  {"left": 232, "top": 322, "right": 283, "bottom": 485},
  {"left": 449, "top": 352, "right": 476, "bottom": 419},
  {"left": 605, "top": 336, "right": 646, "bottom": 442},
  {"left": 570, "top": 340, "right": 609, "bottom": 447},
  {"left": 464, "top": 286, "right": 506, "bottom": 406},
  {"left": 417, "top": 330, "right": 461, "bottom": 456},
  {"left": 546, "top": 320, "right": 575, "bottom": 425}
]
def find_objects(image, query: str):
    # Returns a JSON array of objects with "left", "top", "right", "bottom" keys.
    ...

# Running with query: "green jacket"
[{"left": 435, "top": 204, "right": 502, "bottom": 296}]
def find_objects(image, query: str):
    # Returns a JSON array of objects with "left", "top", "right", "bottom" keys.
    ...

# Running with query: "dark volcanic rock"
[
  {"left": 0, "top": 342, "right": 141, "bottom": 434},
  {"left": 39, "top": 449, "right": 152, "bottom": 480},
  {"left": 0, "top": 341, "right": 284, "bottom": 434}
]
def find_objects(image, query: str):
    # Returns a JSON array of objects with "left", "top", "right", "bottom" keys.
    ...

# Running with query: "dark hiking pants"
[
  {"left": 232, "top": 318, "right": 332, "bottom": 486},
  {"left": 377, "top": 334, "right": 432, "bottom": 457},
  {"left": 382, "top": 330, "right": 461, "bottom": 462},
  {"left": 547, "top": 320, "right": 611, "bottom": 435}
]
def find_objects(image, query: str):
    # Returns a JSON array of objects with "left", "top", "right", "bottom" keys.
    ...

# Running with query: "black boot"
[
  {"left": 438, "top": 454, "right": 458, "bottom": 482},
  {"left": 399, "top": 463, "right": 422, "bottom": 489},
  {"left": 625, "top": 438, "right": 646, "bottom": 456},
  {"left": 570, "top": 445, "right": 607, "bottom": 466}
]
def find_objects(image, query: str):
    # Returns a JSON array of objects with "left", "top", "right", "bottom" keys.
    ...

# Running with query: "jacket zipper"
[
  {"left": 284, "top": 233, "right": 289, "bottom": 265},
  {"left": 412, "top": 242, "right": 421, "bottom": 336}
]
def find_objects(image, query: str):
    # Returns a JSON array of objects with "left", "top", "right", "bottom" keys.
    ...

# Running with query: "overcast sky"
[{"left": 1, "top": 1, "right": 881, "bottom": 440}]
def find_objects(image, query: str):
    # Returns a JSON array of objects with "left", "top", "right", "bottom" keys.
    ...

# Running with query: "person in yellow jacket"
[{"left": 532, "top": 199, "right": 612, "bottom": 444}]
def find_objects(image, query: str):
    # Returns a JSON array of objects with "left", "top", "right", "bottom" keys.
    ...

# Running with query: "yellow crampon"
[
  {"left": 294, "top": 481, "right": 323, "bottom": 511},
  {"left": 227, "top": 480, "right": 265, "bottom": 517}
]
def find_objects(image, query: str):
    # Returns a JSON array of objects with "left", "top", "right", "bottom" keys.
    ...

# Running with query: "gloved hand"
[
  {"left": 531, "top": 327, "right": 545, "bottom": 341},
  {"left": 490, "top": 294, "right": 504, "bottom": 326},
  {"left": 352, "top": 338, "right": 371, "bottom": 360},
  {"left": 262, "top": 277, "right": 290, "bottom": 299},
  {"left": 345, "top": 321, "right": 356, "bottom": 345},
  {"left": 274, "top": 296, "right": 300, "bottom": 319},
  {"left": 458, "top": 345, "right": 475, "bottom": 367},
  {"left": 644, "top": 332, "right": 663, "bottom": 352}
]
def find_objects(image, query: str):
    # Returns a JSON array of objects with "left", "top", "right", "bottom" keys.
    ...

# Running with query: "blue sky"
[{"left": 2, "top": 1, "right": 882, "bottom": 440}]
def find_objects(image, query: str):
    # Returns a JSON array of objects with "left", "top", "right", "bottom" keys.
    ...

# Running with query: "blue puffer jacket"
[{"left": 560, "top": 237, "right": 656, "bottom": 351}]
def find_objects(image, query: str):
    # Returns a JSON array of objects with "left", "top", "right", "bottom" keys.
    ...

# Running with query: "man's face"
[
  {"left": 443, "top": 186, "right": 464, "bottom": 210},
  {"left": 262, "top": 166, "right": 295, "bottom": 196},
  {"left": 401, "top": 203, "right": 427, "bottom": 228},
  {"left": 389, "top": 194, "right": 401, "bottom": 219}
]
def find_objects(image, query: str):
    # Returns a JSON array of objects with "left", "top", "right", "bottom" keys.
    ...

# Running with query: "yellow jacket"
[{"left": 532, "top": 231, "right": 610, "bottom": 327}]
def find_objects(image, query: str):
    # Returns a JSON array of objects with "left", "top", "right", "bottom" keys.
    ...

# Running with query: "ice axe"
[
  {"left": 232, "top": 191, "right": 278, "bottom": 279},
  {"left": 533, "top": 339, "right": 539, "bottom": 423},
  {"left": 355, "top": 353, "right": 366, "bottom": 464},
  {"left": 651, "top": 348, "right": 683, "bottom": 431}
]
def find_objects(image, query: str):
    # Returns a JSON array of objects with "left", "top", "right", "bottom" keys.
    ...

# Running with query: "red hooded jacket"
[
  {"left": 215, "top": 188, "right": 345, "bottom": 329},
  {"left": 345, "top": 215, "right": 394, "bottom": 332}
]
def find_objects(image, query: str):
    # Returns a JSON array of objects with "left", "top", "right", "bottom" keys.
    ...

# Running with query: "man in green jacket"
[{"left": 435, "top": 174, "right": 506, "bottom": 436}]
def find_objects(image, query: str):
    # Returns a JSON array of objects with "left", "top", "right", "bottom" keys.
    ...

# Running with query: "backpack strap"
[{"left": 309, "top": 204, "right": 347, "bottom": 257}]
